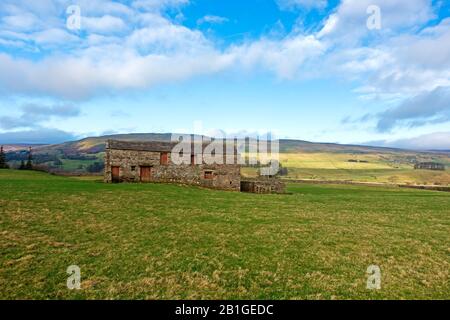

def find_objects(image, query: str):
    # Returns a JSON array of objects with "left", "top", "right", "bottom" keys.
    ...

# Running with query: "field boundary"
[{"left": 283, "top": 178, "right": 450, "bottom": 192}]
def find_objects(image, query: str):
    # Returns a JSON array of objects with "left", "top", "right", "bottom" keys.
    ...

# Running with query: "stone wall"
[
  {"left": 414, "top": 162, "right": 445, "bottom": 171},
  {"left": 104, "top": 148, "right": 241, "bottom": 191},
  {"left": 240, "top": 178, "right": 286, "bottom": 194}
]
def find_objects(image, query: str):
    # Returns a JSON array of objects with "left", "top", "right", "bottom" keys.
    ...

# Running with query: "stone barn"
[{"left": 104, "top": 140, "right": 241, "bottom": 191}]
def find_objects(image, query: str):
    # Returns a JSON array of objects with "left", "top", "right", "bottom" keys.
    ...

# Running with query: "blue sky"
[{"left": 0, "top": 0, "right": 449, "bottom": 149}]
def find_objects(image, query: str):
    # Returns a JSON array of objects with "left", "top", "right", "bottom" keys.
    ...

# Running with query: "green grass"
[
  {"left": 59, "top": 159, "right": 98, "bottom": 171},
  {"left": 0, "top": 169, "right": 449, "bottom": 299}
]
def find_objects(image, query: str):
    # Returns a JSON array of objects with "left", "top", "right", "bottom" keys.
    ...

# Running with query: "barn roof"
[
  {"left": 106, "top": 139, "right": 236, "bottom": 154},
  {"left": 107, "top": 140, "right": 176, "bottom": 152}
]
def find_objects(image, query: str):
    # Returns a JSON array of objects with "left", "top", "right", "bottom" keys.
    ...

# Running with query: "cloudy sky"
[{"left": 0, "top": 0, "right": 449, "bottom": 149}]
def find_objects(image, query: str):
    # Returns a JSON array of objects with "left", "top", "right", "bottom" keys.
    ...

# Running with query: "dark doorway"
[{"left": 111, "top": 166, "right": 120, "bottom": 183}]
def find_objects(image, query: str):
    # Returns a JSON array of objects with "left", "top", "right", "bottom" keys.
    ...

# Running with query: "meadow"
[
  {"left": 241, "top": 151, "right": 450, "bottom": 186},
  {"left": 0, "top": 170, "right": 449, "bottom": 299}
]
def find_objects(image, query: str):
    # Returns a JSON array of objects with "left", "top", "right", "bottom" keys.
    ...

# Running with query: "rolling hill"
[{"left": 3, "top": 133, "right": 450, "bottom": 185}]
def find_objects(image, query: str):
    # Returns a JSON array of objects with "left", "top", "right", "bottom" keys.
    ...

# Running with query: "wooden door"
[
  {"left": 160, "top": 152, "right": 168, "bottom": 165},
  {"left": 140, "top": 166, "right": 152, "bottom": 182},
  {"left": 111, "top": 166, "right": 120, "bottom": 183}
]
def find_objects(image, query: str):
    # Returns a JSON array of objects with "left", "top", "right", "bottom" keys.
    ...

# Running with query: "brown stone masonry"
[
  {"left": 104, "top": 139, "right": 286, "bottom": 193},
  {"left": 240, "top": 178, "right": 286, "bottom": 194},
  {"left": 104, "top": 140, "right": 241, "bottom": 191}
]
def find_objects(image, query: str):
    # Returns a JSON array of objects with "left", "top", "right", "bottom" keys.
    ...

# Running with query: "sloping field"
[
  {"left": 282, "top": 168, "right": 450, "bottom": 185},
  {"left": 243, "top": 152, "right": 450, "bottom": 185},
  {"left": 0, "top": 170, "right": 449, "bottom": 299}
]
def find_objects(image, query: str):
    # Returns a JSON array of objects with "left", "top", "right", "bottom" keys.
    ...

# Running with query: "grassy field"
[
  {"left": 241, "top": 151, "right": 450, "bottom": 185},
  {"left": 283, "top": 168, "right": 450, "bottom": 185},
  {"left": 242, "top": 166, "right": 450, "bottom": 185},
  {"left": 278, "top": 152, "right": 450, "bottom": 185},
  {"left": 0, "top": 170, "right": 449, "bottom": 299}
]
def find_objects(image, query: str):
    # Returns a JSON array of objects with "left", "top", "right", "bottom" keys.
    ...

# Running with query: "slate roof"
[
  {"left": 107, "top": 139, "right": 176, "bottom": 152},
  {"left": 107, "top": 139, "right": 236, "bottom": 154}
]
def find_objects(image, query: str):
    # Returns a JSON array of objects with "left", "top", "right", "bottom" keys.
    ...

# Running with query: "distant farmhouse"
[
  {"left": 104, "top": 140, "right": 285, "bottom": 193},
  {"left": 414, "top": 162, "right": 446, "bottom": 171}
]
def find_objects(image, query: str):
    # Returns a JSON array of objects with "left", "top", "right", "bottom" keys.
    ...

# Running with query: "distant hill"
[
  {"left": 4, "top": 133, "right": 450, "bottom": 185},
  {"left": 32, "top": 133, "right": 174, "bottom": 154},
  {"left": 2, "top": 144, "right": 46, "bottom": 152},
  {"left": 23, "top": 133, "right": 450, "bottom": 156},
  {"left": 278, "top": 139, "right": 412, "bottom": 154}
]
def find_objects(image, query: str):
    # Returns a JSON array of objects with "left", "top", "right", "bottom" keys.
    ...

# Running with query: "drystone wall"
[{"left": 105, "top": 148, "right": 241, "bottom": 191}]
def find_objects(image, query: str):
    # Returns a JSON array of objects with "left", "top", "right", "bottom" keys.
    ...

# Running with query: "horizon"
[
  {"left": 2, "top": 130, "right": 450, "bottom": 153},
  {"left": 0, "top": 1, "right": 450, "bottom": 150}
]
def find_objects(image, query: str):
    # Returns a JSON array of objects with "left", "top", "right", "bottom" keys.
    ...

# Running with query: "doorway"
[
  {"left": 140, "top": 166, "right": 152, "bottom": 182},
  {"left": 111, "top": 166, "right": 120, "bottom": 183}
]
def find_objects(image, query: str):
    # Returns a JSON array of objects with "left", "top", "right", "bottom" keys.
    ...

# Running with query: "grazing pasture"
[{"left": 0, "top": 170, "right": 448, "bottom": 299}]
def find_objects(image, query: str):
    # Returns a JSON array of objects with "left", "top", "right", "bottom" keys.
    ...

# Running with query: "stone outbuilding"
[
  {"left": 104, "top": 139, "right": 241, "bottom": 191},
  {"left": 104, "top": 139, "right": 286, "bottom": 193},
  {"left": 240, "top": 178, "right": 286, "bottom": 194}
]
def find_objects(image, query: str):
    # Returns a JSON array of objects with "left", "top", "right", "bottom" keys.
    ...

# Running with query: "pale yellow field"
[
  {"left": 278, "top": 153, "right": 405, "bottom": 169},
  {"left": 242, "top": 152, "right": 450, "bottom": 186}
]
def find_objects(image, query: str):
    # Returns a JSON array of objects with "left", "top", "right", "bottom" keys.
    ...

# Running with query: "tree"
[
  {"left": 19, "top": 160, "right": 25, "bottom": 170},
  {"left": 25, "top": 147, "right": 33, "bottom": 170},
  {"left": 0, "top": 145, "right": 8, "bottom": 169},
  {"left": 53, "top": 158, "right": 63, "bottom": 167},
  {"left": 86, "top": 162, "right": 104, "bottom": 173}
]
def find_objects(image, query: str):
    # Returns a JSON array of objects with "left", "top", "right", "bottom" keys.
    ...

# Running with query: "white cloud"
[
  {"left": 374, "top": 86, "right": 450, "bottom": 132},
  {"left": 0, "top": 49, "right": 235, "bottom": 99},
  {"left": 32, "top": 28, "right": 79, "bottom": 45},
  {"left": 0, "top": 30, "right": 326, "bottom": 99},
  {"left": 197, "top": 15, "right": 229, "bottom": 25},
  {"left": 365, "top": 132, "right": 450, "bottom": 150},
  {"left": 230, "top": 35, "right": 326, "bottom": 79},
  {"left": 0, "top": 0, "right": 329, "bottom": 99},
  {"left": 1, "top": 12, "right": 42, "bottom": 31},
  {"left": 126, "top": 16, "right": 210, "bottom": 53},
  {"left": 339, "top": 19, "right": 450, "bottom": 96},
  {"left": 0, "top": 103, "right": 80, "bottom": 130},
  {"left": 393, "top": 18, "right": 450, "bottom": 70},
  {"left": 317, "top": 14, "right": 338, "bottom": 38},
  {"left": 82, "top": 15, "right": 127, "bottom": 34},
  {"left": 317, "top": 0, "right": 436, "bottom": 44},
  {"left": 0, "top": 0, "right": 448, "bottom": 136}
]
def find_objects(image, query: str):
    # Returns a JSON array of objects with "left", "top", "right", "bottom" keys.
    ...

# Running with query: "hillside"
[
  {"left": 34, "top": 133, "right": 174, "bottom": 154},
  {"left": 5, "top": 133, "right": 449, "bottom": 155},
  {"left": 3, "top": 133, "right": 450, "bottom": 185}
]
